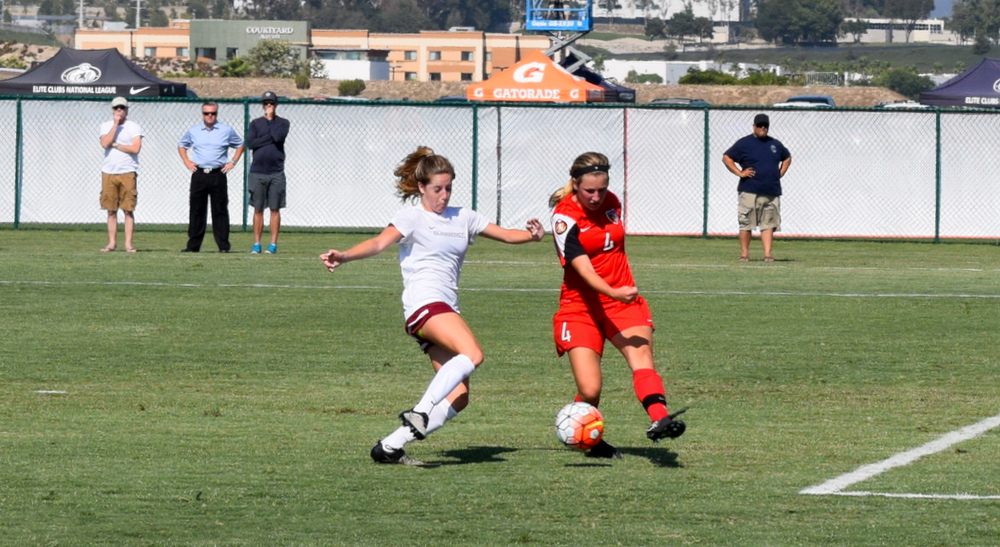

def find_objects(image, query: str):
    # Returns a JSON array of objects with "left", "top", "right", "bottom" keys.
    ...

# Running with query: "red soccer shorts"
[
  {"left": 405, "top": 302, "right": 458, "bottom": 353},
  {"left": 553, "top": 297, "right": 654, "bottom": 357}
]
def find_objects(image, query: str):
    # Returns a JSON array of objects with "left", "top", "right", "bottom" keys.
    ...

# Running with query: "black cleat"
[
  {"left": 586, "top": 439, "right": 623, "bottom": 460},
  {"left": 647, "top": 407, "right": 687, "bottom": 442},
  {"left": 370, "top": 441, "right": 424, "bottom": 466},
  {"left": 399, "top": 409, "right": 430, "bottom": 440}
]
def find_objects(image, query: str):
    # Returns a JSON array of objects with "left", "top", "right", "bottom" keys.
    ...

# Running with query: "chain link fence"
[{"left": 2, "top": 96, "right": 997, "bottom": 239}]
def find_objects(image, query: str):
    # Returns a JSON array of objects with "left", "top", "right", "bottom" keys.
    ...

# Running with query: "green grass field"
[{"left": 1, "top": 228, "right": 998, "bottom": 546}]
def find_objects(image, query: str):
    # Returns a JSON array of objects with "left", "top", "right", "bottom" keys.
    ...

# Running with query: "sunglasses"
[
  {"left": 262, "top": 101, "right": 276, "bottom": 106},
  {"left": 755, "top": 123, "right": 769, "bottom": 128},
  {"left": 202, "top": 111, "right": 218, "bottom": 116},
  {"left": 113, "top": 105, "right": 127, "bottom": 110}
]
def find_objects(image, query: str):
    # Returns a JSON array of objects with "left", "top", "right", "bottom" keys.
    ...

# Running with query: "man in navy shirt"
[
  {"left": 246, "top": 91, "right": 291, "bottom": 254},
  {"left": 723, "top": 113, "right": 791, "bottom": 263},
  {"left": 178, "top": 101, "right": 244, "bottom": 253}
]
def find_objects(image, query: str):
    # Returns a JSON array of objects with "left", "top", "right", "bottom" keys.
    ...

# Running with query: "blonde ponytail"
[{"left": 549, "top": 152, "right": 611, "bottom": 208}]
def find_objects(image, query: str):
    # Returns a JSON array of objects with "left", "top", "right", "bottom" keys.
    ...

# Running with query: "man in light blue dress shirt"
[{"left": 178, "top": 101, "right": 245, "bottom": 253}]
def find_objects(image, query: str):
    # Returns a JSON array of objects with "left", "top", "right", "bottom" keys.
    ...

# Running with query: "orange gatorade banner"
[{"left": 466, "top": 50, "right": 603, "bottom": 103}]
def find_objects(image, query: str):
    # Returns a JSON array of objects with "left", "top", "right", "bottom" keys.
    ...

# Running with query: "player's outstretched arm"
[
  {"left": 480, "top": 219, "right": 545, "bottom": 244},
  {"left": 321, "top": 225, "right": 403, "bottom": 272}
]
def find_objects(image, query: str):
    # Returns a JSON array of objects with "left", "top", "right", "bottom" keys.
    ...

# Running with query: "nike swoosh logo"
[
  {"left": 129, "top": 86, "right": 151, "bottom": 94},
  {"left": 580, "top": 226, "right": 592, "bottom": 232}
]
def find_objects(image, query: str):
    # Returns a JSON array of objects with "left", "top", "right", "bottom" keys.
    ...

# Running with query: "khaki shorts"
[
  {"left": 101, "top": 172, "right": 137, "bottom": 212},
  {"left": 738, "top": 192, "right": 780, "bottom": 232}
]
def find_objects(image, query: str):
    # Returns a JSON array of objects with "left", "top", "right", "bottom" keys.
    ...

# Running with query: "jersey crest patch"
[
  {"left": 605, "top": 209, "right": 619, "bottom": 224},
  {"left": 771, "top": 144, "right": 778, "bottom": 154},
  {"left": 555, "top": 220, "right": 568, "bottom": 234}
]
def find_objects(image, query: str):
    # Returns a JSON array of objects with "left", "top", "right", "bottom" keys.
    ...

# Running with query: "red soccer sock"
[{"left": 632, "top": 368, "right": 668, "bottom": 421}]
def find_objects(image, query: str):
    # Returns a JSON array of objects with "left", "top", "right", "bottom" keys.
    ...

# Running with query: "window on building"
[
  {"left": 461, "top": 73, "right": 473, "bottom": 81},
  {"left": 429, "top": 72, "right": 441, "bottom": 81},
  {"left": 405, "top": 72, "right": 417, "bottom": 81},
  {"left": 227, "top": 47, "right": 239, "bottom": 60},
  {"left": 428, "top": 51, "right": 441, "bottom": 61},
  {"left": 404, "top": 50, "right": 417, "bottom": 61},
  {"left": 176, "top": 47, "right": 189, "bottom": 57},
  {"left": 144, "top": 47, "right": 157, "bottom": 57},
  {"left": 195, "top": 47, "right": 216, "bottom": 60},
  {"left": 486, "top": 52, "right": 492, "bottom": 62},
  {"left": 461, "top": 51, "right": 474, "bottom": 62},
  {"left": 346, "top": 51, "right": 361, "bottom": 60}
]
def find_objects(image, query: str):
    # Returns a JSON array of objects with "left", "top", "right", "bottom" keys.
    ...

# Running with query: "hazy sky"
[{"left": 931, "top": 0, "right": 954, "bottom": 18}]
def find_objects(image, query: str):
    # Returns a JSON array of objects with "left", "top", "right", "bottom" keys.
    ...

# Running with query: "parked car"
[
  {"left": 312, "top": 96, "right": 370, "bottom": 102},
  {"left": 772, "top": 94, "right": 835, "bottom": 108},
  {"left": 650, "top": 97, "right": 710, "bottom": 106},
  {"left": 874, "top": 100, "right": 931, "bottom": 110}
]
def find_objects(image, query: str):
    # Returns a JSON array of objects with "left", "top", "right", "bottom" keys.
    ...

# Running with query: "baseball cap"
[
  {"left": 754, "top": 113, "right": 769, "bottom": 127},
  {"left": 111, "top": 96, "right": 129, "bottom": 108},
  {"left": 261, "top": 91, "right": 278, "bottom": 104}
]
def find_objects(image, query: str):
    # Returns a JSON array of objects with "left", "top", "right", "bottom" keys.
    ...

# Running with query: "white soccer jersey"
[
  {"left": 99, "top": 119, "right": 144, "bottom": 174},
  {"left": 390, "top": 205, "right": 491, "bottom": 318}
]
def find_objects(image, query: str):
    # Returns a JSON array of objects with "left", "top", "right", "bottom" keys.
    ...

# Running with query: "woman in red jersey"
[{"left": 549, "top": 152, "right": 686, "bottom": 459}]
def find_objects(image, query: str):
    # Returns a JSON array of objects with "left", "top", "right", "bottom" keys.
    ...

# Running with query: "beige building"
[
  {"left": 76, "top": 21, "right": 193, "bottom": 59},
  {"left": 75, "top": 23, "right": 550, "bottom": 82}
]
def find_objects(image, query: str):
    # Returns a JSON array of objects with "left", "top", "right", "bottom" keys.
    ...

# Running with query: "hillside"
[
  {"left": 0, "top": 42, "right": 905, "bottom": 106},
  {"left": 175, "top": 77, "right": 905, "bottom": 106}
]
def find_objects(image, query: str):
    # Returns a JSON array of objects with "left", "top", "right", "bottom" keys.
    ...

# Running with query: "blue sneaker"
[
  {"left": 250, "top": 243, "right": 261, "bottom": 254},
  {"left": 265, "top": 243, "right": 277, "bottom": 254}
]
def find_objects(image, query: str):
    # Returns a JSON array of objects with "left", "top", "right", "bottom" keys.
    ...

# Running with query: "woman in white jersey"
[{"left": 321, "top": 147, "right": 545, "bottom": 465}]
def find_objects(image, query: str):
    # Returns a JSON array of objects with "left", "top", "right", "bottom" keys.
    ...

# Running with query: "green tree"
[
  {"left": 149, "top": 8, "right": 169, "bottom": 27},
  {"left": 876, "top": 67, "right": 934, "bottom": 98},
  {"left": 221, "top": 57, "right": 251, "bottom": 77},
  {"left": 37, "top": 0, "right": 56, "bottom": 15},
  {"left": 0, "top": 56, "right": 27, "bottom": 69},
  {"left": 954, "top": 60, "right": 966, "bottom": 73},
  {"left": 625, "top": 70, "right": 663, "bottom": 84},
  {"left": 3, "top": 9, "right": 10, "bottom": 23},
  {"left": 338, "top": 79, "right": 366, "bottom": 96},
  {"left": 666, "top": 6, "right": 698, "bottom": 42},
  {"left": 211, "top": 0, "right": 229, "bottom": 19},
  {"left": 841, "top": 19, "right": 869, "bottom": 43},
  {"left": 973, "top": 33, "right": 992, "bottom": 53},
  {"left": 678, "top": 68, "right": 739, "bottom": 84},
  {"left": 246, "top": 39, "right": 300, "bottom": 78},
  {"left": 756, "top": 0, "right": 844, "bottom": 44},
  {"left": 372, "top": 0, "right": 432, "bottom": 32},
  {"left": 884, "top": 0, "right": 935, "bottom": 42},
  {"left": 306, "top": 56, "right": 327, "bottom": 79},
  {"left": 592, "top": 55, "right": 606, "bottom": 75},
  {"left": 187, "top": 0, "right": 209, "bottom": 19},
  {"left": 645, "top": 18, "right": 666, "bottom": 39}
]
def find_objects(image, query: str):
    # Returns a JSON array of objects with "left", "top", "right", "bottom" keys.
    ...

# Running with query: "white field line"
[
  {"left": 801, "top": 412, "right": 1000, "bottom": 499},
  {"left": 2, "top": 279, "right": 1000, "bottom": 299}
]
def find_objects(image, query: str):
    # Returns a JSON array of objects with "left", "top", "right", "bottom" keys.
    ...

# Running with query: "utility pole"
[
  {"left": 78, "top": 0, "right": 83, "bottom": 29},
  {"left": 135, "top": 0, "right": 140, "bottom": 28}
]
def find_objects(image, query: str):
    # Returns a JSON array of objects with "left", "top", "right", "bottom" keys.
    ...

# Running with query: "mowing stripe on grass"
[
  {"left": 801, "top": 411, "right": 1000, "bottom": 499},
  {"left": 2, "top": 279, "right": 1000, "bottom": 299}
]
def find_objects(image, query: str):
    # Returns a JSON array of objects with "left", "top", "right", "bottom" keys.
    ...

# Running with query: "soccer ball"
[{"left": 555, "top": 402, "right": 604, "bottom": 450}]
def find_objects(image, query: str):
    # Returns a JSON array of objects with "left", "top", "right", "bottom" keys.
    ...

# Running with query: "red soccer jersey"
[{"left": 551, "top": 191, "right": 635, "bottom": 312}]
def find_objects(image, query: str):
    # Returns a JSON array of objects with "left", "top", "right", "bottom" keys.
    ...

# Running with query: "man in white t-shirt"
[{"left": 98, "top": 96, "right": 144, "bottom": 253}]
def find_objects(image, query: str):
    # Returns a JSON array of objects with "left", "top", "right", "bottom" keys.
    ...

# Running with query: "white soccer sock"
[
  {"left": 381, "top": 426, "right": 417, "bottom": 451},
  {"left": 425, "top": 400, "right": 459, "bottom": 435},
  {"left": 412, "top": 354, "right": 476, "bottom": 414}
]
